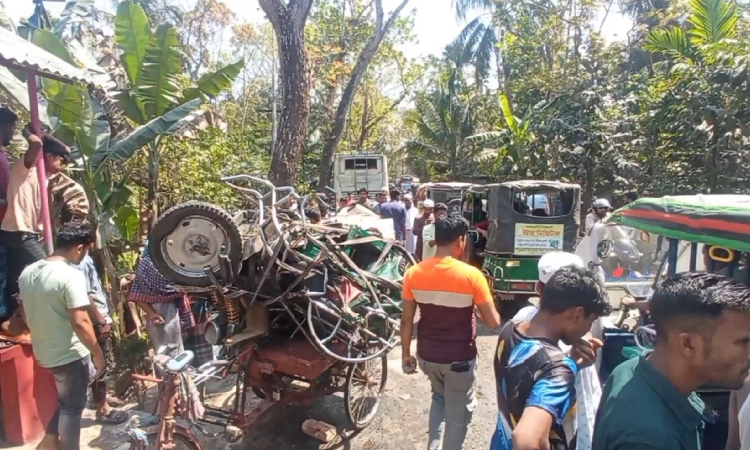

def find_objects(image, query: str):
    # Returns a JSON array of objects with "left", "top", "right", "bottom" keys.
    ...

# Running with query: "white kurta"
[{"left": 404, "top": 206, "right": 418, "bottom": 253}]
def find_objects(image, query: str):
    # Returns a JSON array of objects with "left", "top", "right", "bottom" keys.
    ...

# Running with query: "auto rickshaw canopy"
[
  {"left": 484, "top": 180, "right": 581, "bottom": 254},
  {"left": 607, "top": 195, "right": 750, "bottom": 253}
]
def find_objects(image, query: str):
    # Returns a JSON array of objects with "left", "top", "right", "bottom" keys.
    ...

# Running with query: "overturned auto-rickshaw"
[
  {"left": 136, "top": 175, "right": 414, "bottom": 449},
  {"left": 590, "top": 194, "right": 750, "bottom": 450},
  {"left": 463, "top": 180, "right": 581, "bottom": 321}
]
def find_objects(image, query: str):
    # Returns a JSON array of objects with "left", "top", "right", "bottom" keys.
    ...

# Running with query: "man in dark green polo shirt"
[{"left": 593, "top": 272, "right": 750, "bottom": 450}]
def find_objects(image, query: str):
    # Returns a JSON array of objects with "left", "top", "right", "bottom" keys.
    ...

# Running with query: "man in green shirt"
[
  {"left": 593, "top": 272, "right": 750, "bottom": 450},
  {"left": 18, "top": 221, "right": 103, "bottom": 450}
]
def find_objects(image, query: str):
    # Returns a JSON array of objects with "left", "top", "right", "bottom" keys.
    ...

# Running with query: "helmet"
[{"left": 593, "top": 198, "right": 611, "bottom": 209}]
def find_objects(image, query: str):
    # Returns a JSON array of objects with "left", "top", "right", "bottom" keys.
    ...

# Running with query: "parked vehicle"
[
  {"left": 463, "top": 180, "right": 581, "bottom": 321},
  {"left": 398, "top": 174, "right": 420, "bottom": 193},
  {"left": 593, "top": 194, "right": 750, "bottom": 450},
  {"left": 333, "top": 154, "right": 389, "bottom": 199},
  {"left": 415, "top": 182, "right": 474, "bottom": 215}
]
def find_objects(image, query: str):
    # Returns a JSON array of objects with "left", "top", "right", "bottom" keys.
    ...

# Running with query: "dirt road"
[{"left": 3, "top": 327, "right": 501, "bottom": 450}]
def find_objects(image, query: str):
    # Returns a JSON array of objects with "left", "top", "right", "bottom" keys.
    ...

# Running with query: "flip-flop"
[{"left": 96, "top": 409, "right": 129, "bottom": 425}]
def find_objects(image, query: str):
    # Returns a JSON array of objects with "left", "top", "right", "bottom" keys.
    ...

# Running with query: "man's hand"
[
  {"left": 402, "top": 354, "right": 417, "bottom": 374},
  {"left": 22, "top": 123, "right": 41, "bottom": 144},
  {"left": 146, "top": 311, "right": 165, "bottom": 325},
  {"left": 98, "top": 323, "right": 112, "bottom": 340},
  {"left": 571, "top": 337, "right": 603, "bottom": 368}
]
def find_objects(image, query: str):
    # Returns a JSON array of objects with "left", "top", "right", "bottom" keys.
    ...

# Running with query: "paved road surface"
[{"left": 3, "top": 325, "right": 502, "bottom": 450}]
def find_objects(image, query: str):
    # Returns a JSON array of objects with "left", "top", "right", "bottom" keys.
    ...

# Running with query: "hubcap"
[{"left": 161, "top": 216, "right": 230, "bottom": 278}]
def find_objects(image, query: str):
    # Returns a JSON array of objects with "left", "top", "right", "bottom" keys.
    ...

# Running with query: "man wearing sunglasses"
[{"left": 1, "top": 123, "right": 71, "bottom": 311}]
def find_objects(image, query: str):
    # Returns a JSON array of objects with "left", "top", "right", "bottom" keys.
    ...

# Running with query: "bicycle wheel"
[
  {"left": 129, "top": 429, "right": 202, "bottom": 450},
  {"left": 343, "top": 352, "right": 387, "bottom": 430}
]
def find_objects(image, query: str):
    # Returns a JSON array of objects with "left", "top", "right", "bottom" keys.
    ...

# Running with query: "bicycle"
[{"left": 128, "top": 349, "right": 233, "bottom": 450}]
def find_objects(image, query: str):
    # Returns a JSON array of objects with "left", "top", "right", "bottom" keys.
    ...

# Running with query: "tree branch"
[{"left": 258, "top": 0, "right": 284, "bottom": 28}]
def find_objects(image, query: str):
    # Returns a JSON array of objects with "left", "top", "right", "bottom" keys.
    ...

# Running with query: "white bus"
[{"left": 333, "top": 154, "right": 389, "bottom": 198}]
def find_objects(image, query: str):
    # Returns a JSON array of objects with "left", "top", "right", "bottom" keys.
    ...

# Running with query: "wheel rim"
[
  {"left": 161, "top": 215, "right": 232, "bottom": 279},
  {"left": 346, "top": 355, "right": 385, "bottom": 427}
]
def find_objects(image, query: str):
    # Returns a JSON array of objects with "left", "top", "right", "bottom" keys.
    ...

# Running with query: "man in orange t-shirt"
[{"left": 400, "top": 214, "right": 501, "bottom": 450}]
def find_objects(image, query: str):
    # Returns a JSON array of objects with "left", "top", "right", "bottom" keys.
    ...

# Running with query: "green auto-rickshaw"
[{"left": 463, "top": 180, "right": 581, "bottom": 320}]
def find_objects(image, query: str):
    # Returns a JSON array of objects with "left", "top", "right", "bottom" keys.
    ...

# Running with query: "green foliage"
[
  {"left": 115, "top": 1, "right": 152, "bottom": 85},
  {"left": 158, "top": 128, "right": 270, "bottom": 211}
]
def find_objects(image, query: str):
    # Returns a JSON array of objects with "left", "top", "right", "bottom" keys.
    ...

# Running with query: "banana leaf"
[
  {"left": 91, "top": 97, "right": 201, "bottom": 169},
  {"left": 182, "top": 59, "right": 245, "bottom": 102},
  {"left": 115, "top": 1, "right": 151, "bottom": 86},
  {"left": 140, "top": 24, "right": 182, "bottom": 119}
]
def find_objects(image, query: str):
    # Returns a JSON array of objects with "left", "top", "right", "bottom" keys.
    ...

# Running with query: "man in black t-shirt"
[{"left": 491, "top": 266, "right": 610, "bottom": 450}]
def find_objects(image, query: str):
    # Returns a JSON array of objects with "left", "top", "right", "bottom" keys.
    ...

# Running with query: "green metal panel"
[{"left": 483, "top": 254, "right": 539, "bottom": 292}]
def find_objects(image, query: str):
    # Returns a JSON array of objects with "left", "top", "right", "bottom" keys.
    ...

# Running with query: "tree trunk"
[
  {"left": 317, "top": 0, "right": 411, "bottom": 190},
  {"left": 260, "top": 0, "right": 314, "bottom": 187}
]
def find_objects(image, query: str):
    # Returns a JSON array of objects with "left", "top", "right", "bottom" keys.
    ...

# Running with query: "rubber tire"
[
  {"left": 129, "top": 430, "right": 200, "bottom": 450},
  {"left": 149, "top": 201, "right": 243, "bottom": 287},
  {"left": 344, "top": 354, "right": 388, "bottom": 430}
]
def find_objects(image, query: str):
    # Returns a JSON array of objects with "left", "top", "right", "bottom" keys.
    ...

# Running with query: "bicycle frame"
[{"left": 130, "top": 372, "right": 204, "bottom": 450}]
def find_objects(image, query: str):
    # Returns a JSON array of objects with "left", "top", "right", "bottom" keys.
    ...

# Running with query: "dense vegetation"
[{"left": 0, "top": 0, "right": 748, "bottom": 272}]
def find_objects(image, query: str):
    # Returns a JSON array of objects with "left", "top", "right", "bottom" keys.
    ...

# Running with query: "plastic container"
[{"left": 0, "top": 344, "right": 57, "bottom": 444}]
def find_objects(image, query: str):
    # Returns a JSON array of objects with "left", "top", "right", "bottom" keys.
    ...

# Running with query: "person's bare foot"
[{"left": 36, "top": 433, "right": 59, "bottom": 450}]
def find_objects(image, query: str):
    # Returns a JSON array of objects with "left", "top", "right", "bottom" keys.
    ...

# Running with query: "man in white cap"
[
  {"left": 422, "top": 203, "right": 448, "bottom": 261},
  {"left": 503, "top": 251, "right": 607, "bottom": 450},
  {"left": 403, "top": 193, "right": 417, "bottom": 253},
  {"left": 414, "top": 199, "right": 434, "bottom": 260}
]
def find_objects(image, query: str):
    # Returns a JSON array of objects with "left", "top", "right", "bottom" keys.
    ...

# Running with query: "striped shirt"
[{"left": 402, "top": 256, "right": 493, "bottom": 364}]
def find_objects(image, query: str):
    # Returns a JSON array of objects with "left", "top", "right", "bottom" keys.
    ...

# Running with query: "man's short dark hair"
[
  {"left": 305, "top": 208, "right": 321, "bottom": 222},
  {"left": 358, "top": 188, "right": 368, "bottom": 194},
  {"left": 434, "top": 202, "right": 448, "bottom": 212},
  {"left": 56, "top": 221, "right": 95, "bottom": 249},
  {"left": 390, "top": 189, "right": 400, "bottom": 200},
  {"left": 435, "top": 215, "right": 468, "bottom": 246},
  {"left": 42, "top": 134, "right": 69, "bottom": 157},
  {"left": 625, "top": 192, "right": 638, "bottom": 202},
  {"left": 651, "top": 272, "right": 750, "bottom": 338},
  {"left": 0, "top": 107, "right": 17, "bottom": 126},
  {"left": 540, "top": 266, "right": 611, "bottom": 316}
]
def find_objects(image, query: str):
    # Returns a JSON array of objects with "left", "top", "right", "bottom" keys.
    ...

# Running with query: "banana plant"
[
  {"left": 29, "top": 28, "right": 204, "bottom": 237},
  {"left": 112, "top": 1, "right": 245, "bottom": 229}
]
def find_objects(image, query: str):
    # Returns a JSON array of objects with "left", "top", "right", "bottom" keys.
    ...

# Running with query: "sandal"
[
  {"left": 96, "top": 409, "right": 129, "bottom": 425},
  {"left": 107, "top": 395, "right": 125, "bottom": 407}
]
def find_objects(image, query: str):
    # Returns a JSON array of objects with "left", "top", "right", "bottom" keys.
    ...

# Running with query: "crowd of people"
[
  {"left": 399, "top": 213, "right": 750, "bottom": 450},
  {"left": 334, "top": 186, "right": 455, "bottom": 262},
  {"left": 0, "top": 106, "right": 130, "bottom": 450},
  {"left": 2, "top": 104, "right": 749, "bottom": 450}
]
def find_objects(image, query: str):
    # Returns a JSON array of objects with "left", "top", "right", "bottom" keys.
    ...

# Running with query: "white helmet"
[{"left": 593, "top": 198, "right": 611, "bottom": 209}]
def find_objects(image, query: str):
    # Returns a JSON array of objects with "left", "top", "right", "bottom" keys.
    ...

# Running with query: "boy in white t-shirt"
[{"left": 421, "top": 202, "right": 448, "bottom": 260}]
